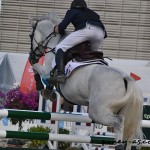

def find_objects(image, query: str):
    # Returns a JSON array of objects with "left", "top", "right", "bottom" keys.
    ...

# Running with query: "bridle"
[{"left": 29, "top": 20, "right": 57, "bottom": 63}]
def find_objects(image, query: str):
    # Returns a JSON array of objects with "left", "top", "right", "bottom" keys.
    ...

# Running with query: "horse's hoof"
[
  {"left": 50, "top": 91, "right": 57, "bottom": 102},
  {"left": 41, "top": 89, "right": 57, "bottom": 101},
  {"left": 115, "top": 144, "right": 124, "bottom": 150}
]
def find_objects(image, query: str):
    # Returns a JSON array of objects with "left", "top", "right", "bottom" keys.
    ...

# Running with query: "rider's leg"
[
  {"left": 56, "top": 24, "right": 104, "bottom": 52},
  {"left": 47, "top": 48, "right": 66, "bottom": 84},
  {"left": 48, "top": 29, "right": 88, "bottom": 84},
  {"left": 48, "top": 25, "right": 104, "bottom": 84},
  {"left": 55, "top": 28, "right": 88, "bottom": 52},
  {"left": 87, "top": 24, "right": 105, "bottom": 51},
  {"left": 55, "top": 48, "right": 66, "bottom": 83}
]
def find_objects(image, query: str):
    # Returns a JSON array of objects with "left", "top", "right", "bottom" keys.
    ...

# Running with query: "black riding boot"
[{"left": 49, "top": 49, "right": 66, "bottom": 84}]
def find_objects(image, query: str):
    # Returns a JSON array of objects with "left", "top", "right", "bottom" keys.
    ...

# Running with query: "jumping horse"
[{"left": 29, "top": 12, "right": 143, "bottom": 150}]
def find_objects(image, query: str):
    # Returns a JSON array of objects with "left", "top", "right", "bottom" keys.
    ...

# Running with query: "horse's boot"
[
  {"left": 49, "top": 49, "right": 66, "bottom": 84},
  {"left": 34, "top": 73, "right": 44, "bottom": 90}
]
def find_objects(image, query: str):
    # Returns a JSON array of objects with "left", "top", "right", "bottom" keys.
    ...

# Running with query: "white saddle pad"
[{"left": 52, "top": 58, "right": 106, "bottom": 77}]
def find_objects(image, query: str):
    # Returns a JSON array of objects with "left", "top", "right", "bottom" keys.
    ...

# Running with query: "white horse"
[{"left": 29, "top": 12, "right": 143, "bottom": 149}]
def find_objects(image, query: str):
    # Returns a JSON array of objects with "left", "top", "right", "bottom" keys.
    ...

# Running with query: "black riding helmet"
[{"left": 70, "top": 0, "right": 87, "bottom": 9}]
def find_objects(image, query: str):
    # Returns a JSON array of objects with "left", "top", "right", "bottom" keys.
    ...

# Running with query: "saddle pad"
[
  {"left": 65, "top": 60, "right": 105, "bottom": 77},
  {"left": 52, "top": 58, "right": 106, "bottom": 77}
]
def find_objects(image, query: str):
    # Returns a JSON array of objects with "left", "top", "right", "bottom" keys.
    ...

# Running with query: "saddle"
[{"left": 64, "top": 41, "right": 105, "bottom": 65}]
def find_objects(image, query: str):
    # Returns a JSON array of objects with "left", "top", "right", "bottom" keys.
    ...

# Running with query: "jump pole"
[
  {"left": 0, "top": 109, "right": 92, "bottom": 123},
  {"left": 1, "top": 130, "right": 150, "bottom": 148},
  {"left": 0, "top": 109, "right": 148, "bottom": 127},
  {"left": 0, "top": 130, "right": 115, "bottom": 145}
]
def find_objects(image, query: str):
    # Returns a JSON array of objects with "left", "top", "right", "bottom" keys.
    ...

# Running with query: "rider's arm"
[{"left": 57, "top": 9, "right": 77, "bottom": 34}]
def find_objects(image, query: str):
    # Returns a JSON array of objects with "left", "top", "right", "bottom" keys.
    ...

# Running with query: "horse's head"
[
  {"left": 29, "top": 19, "right": 54, "bottom": 65},
  {"left": 29, "top": 13, "right": 62, "bottom": 65}
]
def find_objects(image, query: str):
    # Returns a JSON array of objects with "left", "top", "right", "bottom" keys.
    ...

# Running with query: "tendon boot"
[
  {"left": 49, "top": 49, "right": 66, "bottom": 84},
  {"left": 34, "top": 73, "right": 44, "bottom": 90}
]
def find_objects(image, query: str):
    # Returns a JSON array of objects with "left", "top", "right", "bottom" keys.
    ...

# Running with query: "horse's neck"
[
  {"left": 47, "top": 34, "right": 62, "bottom": 48},
  {"left": 44, "top": 34, "right": 63, "bottom": 70}
]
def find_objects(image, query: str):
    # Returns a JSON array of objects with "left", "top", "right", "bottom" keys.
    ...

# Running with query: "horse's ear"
[
  {"left": 29, "top": 17, "right": 37, "bottom": 27},
  {"left": 47, "top": 12, "right": 61, "bottom": 25}
]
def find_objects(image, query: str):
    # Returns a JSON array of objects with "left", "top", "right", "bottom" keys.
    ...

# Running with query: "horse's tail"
[{"left": 111, "top": 76, "right": 143, "bottom": 141}]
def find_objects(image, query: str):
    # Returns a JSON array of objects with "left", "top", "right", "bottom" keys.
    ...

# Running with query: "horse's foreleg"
[
  {"left": 34, "top": 73, "right": 44, "bottom": 91},
  {"left": 41, "top": 88, "right": 57, "bottom": 101},
  {"left": 33, "top": 63, "right": 47, "bottom": 76},
  {"left": 31, "top": 64, "right": 44, "bottom": 91}
]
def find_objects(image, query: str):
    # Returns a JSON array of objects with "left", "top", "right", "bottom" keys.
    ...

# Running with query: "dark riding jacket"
[{"left": 58, "top": 8, "right": 107, "bottom": 38}]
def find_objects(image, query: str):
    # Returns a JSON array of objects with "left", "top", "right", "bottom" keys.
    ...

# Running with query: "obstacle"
[
  {"left": 0, "top": 130, "right": 115, "bottom": 145},
  {"left": 0, "top": 109, "right": 92, "bottom": 123},
  {"left": 1, "top": 109, "right": 150, "bottom": 149},
  {"left": 0, "top": 109, "right": 149, "bottom": 128},
  {"left": 1, "top": 130, "right": 150, "bottom": 148}
]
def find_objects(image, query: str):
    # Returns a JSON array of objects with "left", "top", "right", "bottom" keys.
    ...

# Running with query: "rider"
[{"left": 50, "top": 0, "right": 107, "bottom": 84}]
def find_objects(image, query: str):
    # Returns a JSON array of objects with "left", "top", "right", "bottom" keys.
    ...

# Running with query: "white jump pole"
[{"left": 0, "top": 109, "right": 149, "bottom": 128}]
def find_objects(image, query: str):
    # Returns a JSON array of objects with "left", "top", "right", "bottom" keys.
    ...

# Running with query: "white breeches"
[{"left": 56, "top": 23, "right": 105, "bottom": 52}]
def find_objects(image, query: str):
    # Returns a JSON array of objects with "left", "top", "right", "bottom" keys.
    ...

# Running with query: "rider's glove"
[{"left": 54, "top": 25, "right": 59, "bottom": 34}]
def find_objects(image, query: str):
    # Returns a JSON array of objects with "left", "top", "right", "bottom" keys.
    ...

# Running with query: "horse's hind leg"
[
  {"left": 114, "top": 115, "right": 124, "bottom": 142},
  {"left": 88, "top": 107, "right": 125, "bottom": 148}
]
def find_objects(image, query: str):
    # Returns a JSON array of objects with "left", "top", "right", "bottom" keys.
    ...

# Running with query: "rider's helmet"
[{"left": 70, "top": 0, "right": 87, "bottom": 9}]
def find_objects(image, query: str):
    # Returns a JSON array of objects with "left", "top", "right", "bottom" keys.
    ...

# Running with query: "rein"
[{"left": 29, "top": 20, "right": 58, "bottom": 60}]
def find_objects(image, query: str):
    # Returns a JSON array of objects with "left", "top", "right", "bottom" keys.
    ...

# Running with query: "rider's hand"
[{"left": 54, "top": 25, "right": 59, "bottom": 34}]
